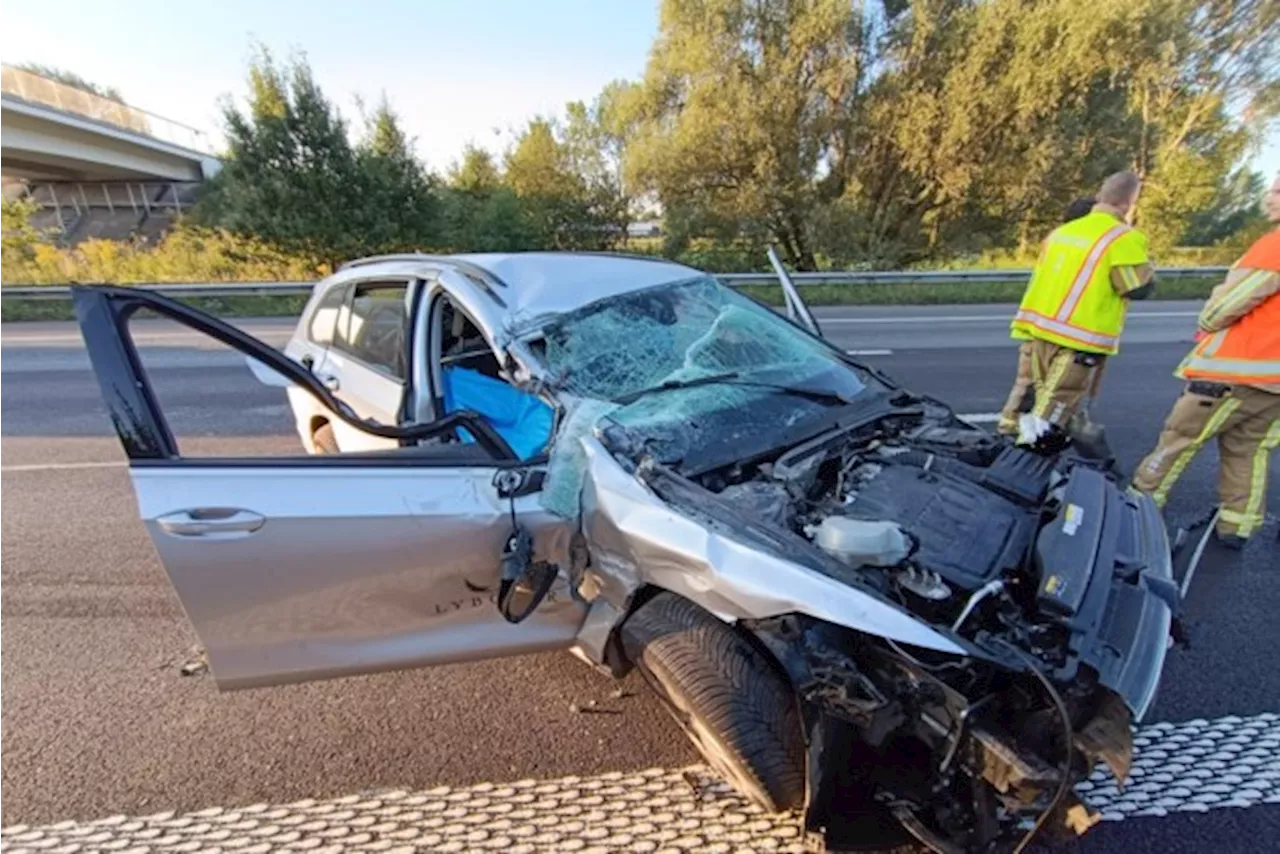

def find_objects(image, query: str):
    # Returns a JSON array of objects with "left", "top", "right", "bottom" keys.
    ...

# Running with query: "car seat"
[{"left": 440, "top": 366, "right": 554, "bottom": 460}]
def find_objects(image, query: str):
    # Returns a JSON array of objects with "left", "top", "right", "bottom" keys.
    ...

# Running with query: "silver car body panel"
[
  {"left": 575, "top": 439, "right": 968, "bottom": 655},
  {"left": 453, "top": 253, "right": 701, "bottom": 332},
  {"left": 131, "top": 463, "right": 585, "bottom": 689}
]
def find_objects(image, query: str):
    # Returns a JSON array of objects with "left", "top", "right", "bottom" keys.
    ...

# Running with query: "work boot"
[{"left": 1214, "top": 531, "right": 1247, "bottom": 551}]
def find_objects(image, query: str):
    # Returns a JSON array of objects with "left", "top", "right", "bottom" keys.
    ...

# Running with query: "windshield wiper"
[
  {"left": 614, "top": 371, "right": 855, "bottom": 407},
  {"left": 614, "top": 371, "right": 742, "bottom": 405}
]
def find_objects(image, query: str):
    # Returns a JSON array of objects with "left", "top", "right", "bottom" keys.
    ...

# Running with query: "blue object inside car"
[{"left": 441, "top": 366, "right": 554, "bottom": 460}]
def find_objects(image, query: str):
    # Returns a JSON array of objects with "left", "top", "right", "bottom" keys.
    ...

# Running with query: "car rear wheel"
[
  {"left": 620, "top": 592, "right": 805, "bottom": 813},
  {"left": 312, "top": 422, "right": 339, "bottom": 455}
]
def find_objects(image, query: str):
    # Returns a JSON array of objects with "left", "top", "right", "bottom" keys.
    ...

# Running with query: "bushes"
[{"left": 1, "top": 222, "right": 321, "bottom": 285}]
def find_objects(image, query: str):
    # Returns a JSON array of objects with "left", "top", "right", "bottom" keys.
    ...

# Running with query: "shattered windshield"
[
  {"left": 541, "top": 277, "right": 865, "bottom": 403},
  {"left": 538, "top": 277, "right": 869, "bottom": 464}
]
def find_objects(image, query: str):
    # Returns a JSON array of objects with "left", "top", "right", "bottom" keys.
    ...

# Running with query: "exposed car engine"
[{"left": 650, "top": 402, "right": 1174, "bottom": 852}]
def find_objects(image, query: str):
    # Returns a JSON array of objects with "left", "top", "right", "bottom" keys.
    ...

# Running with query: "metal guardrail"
[
  {"left": 0, "top": 267, "right": 1230, "bottom": 301},
  {"left": 1, "top": 282, "right": 316, "bottom": 300},
  {"left": 717, "top": 266, "right": 1229, "bottom": 287}
]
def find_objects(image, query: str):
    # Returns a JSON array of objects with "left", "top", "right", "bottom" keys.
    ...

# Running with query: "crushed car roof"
[
  {"left": 345, "top": 251, "right": 705, "bottom": 325},
  {"left": 457, "top": 252, "right": 704, "bottom": 321}
]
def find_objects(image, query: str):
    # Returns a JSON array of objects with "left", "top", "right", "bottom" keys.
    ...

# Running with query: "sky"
[
  {"left": 0, "top": 0, "right": 658, "bottom": 171},
  {"left": 2, "top": 0, "right": 1277, "bottom": 179}
]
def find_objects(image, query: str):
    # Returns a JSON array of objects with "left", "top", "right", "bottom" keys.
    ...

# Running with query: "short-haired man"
[
  {"left": 1132, "top": 173, "right": 1280, "bottom": 549},
  {"left": 1001, "top": 173, "right": 1155, "bottom": 445}
]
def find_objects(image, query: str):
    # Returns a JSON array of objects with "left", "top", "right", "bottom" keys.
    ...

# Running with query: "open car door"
[
  {"left": 766, "top": 246, "right": 823, "bottom": 338},
  {"left": 72, "top": 286, "right": 586, "bottom": 689}
]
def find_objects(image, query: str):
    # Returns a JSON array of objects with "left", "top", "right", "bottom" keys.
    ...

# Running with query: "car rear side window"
[
  {"left": 307, "top": 284, "right": 349, "bottom": 345},
  {"left": 336, "top": 281, "right": 410, "bottom": 379}
]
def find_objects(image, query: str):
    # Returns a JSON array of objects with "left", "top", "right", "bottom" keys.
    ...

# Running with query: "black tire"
[
  {"left": 312, "top": 422, "right": 339, "bottom": 455},
  {"left": 621, "top": 592, "right": 805, "bottom": 812}
]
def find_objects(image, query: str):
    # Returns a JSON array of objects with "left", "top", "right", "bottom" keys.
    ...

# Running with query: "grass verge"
[{"left": 1, "top": 276, "right": 1218, "bottom": 322}]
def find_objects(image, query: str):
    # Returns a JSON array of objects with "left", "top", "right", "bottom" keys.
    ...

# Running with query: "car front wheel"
[{"left": 620, "top": 592, "right": 805, "bottom": 813}]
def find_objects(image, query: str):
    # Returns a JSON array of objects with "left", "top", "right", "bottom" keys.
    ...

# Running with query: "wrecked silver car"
[{"left": 73, "top": 252, "right": 1175, "bottom": 853}]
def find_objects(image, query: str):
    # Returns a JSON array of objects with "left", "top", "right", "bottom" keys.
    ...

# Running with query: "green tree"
[
  {"left": 565, "top": 83, "right": 637, "bottom": 235},
  {"left": 196, "top": 50, "right": 442, "bottom": 266},
  {"left": 441, "top": 145, "right": 535, "bottom": 251},
  {"left": 439, "top": 187, "right": 537, "bottom": 252},
  {"left": 355, "top": 95, "right": 442, "bottom": 252},
  {"left": 505, "top": 115, "right": 626, "bottom": 249},
  {"left": 448, "top": 145, "right": 503, "bottom": 193},
  {"left": 622, "top": 0, "right": 1278, "bottom": 268},
  {"left": 832, "top": 0, "right": 1145, "bottom": 260},
  {"left": 195, "top": 49, "right": 366, "bottom": 267},
  {"left": 1182, "top": 169, "right": 1268, "bottom": 246},
  {"left": 1123, "top": 0, "right": 1279, "bottom": 250},
  {"left": 1, "top": 197, "right": 49, "bottom": 267},
  {"left": 625, "top": 0, "right": 862, "bottom": 269}
]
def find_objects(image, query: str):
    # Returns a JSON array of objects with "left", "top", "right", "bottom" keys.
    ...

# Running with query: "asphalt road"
[{"left": 3, "top": 304, "right": 1278, "bottom": 851}]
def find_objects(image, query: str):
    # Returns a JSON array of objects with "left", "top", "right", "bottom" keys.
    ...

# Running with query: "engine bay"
[
  {"left": 606, "top": 397, "right": 1175, "bottom": 850},
  {"left": 693, "top": 413, "right": 1104, "bottom": 651}
]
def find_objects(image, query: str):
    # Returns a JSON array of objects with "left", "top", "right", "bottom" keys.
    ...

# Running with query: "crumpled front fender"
[{"left": 573, "top": 439, "right": 966, "bottom": 658}]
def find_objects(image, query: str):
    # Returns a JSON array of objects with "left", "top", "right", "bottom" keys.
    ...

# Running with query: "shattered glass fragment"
[{"left": 541, "top": 398, "right": 620, "bottom": 518}]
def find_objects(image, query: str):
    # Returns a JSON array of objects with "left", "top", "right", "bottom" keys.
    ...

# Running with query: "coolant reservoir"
[{"left": 805, "top": 517, "right": 910, "bottom": 567}]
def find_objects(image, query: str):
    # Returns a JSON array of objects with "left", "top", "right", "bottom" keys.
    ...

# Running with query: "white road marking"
[
  {"left": 820, "top": 310, "right": 1198, "bottom": 325},
  {"left": 1180, "top": 508, "right": 1221, "bottom": 598},
  {"left": 4, "top": 331, "right": 292, "bottom": 345},
  {"left": 1, "top": 460, "right": 127, "bottom": 472},
  {"left": 845, "top": 348, "right": 893, "bottom": 356},
  {"left": 3, "top": 713, "right": 1277, "bottom": 852}
]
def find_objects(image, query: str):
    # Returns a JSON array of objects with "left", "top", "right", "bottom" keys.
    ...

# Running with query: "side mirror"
[
  {"left": 498, "top": 561, "right": 559, "bottom": 624},
  {"left": 496, "top": 526, "right": 558, "bottom": 623}
]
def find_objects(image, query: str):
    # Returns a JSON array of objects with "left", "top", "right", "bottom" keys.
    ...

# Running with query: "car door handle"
[
  {"left": 319, "top": 373, "right": 340, "bottom": 391},
  {"left": 156, "top": 509, "right": 266, "bottom": 537}
]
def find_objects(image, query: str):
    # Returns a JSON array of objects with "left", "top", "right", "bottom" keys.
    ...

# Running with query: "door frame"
[{"left": 72, "top": 285, "right": 519, "bottom": 463}]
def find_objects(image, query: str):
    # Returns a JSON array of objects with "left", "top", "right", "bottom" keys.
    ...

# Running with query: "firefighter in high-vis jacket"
[
  {"left": 1133, "top": 173, "right": 1280, "bottom": 548},
  {"left": 998, "top": 195, "right": 1100, "bottom": 433},
  {"left": 998, "top": 172, "right": 1156, "bottom": 442}
]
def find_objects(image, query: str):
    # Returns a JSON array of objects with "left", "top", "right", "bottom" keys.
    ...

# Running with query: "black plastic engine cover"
[
  {"left": 981, "top": 446, "right": 1056, "bottom": 506},
  {"left": 843, "top": 464, "right": 1034, "bottom": 589},
  {"left": 1035, "top": 467, "right": 1107, "bottom": 617}
]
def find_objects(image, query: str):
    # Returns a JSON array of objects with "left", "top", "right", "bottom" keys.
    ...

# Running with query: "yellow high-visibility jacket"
[{"left": 1011, "top": 211, "right": 1150, "bottom": 355}]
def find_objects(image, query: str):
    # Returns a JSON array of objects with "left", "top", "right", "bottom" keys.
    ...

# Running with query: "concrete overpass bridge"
[{"left": 1, "top": 65, "right": 221, "bottom": 242}]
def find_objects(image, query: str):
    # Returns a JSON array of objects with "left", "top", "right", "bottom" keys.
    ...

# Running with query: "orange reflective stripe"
[
  {"left": 1179, "top": 354, "right": 1280, "bottom": 384},
  {"left": 1055, "top": 224, "right": 1131, "bottom": 322}
]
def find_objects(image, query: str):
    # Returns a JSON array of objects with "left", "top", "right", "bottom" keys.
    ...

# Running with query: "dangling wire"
[{"left": 1006, "top": 647, "right": 1074, "bottom": 854}]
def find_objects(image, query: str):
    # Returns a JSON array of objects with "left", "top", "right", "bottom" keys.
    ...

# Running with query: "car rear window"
[
  {"left": 307, "top": 284, "right": 348, "bottom": 345},
  {"left": 335, "top": 282, "right": 409, "bottom": 379}
]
